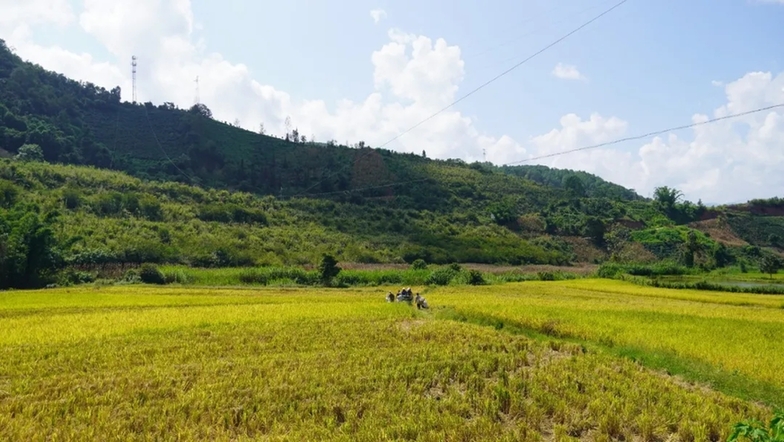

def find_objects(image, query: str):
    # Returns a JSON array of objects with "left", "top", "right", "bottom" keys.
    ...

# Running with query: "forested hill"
[
  {"left": 1, "top": 38, "right": 784, "bottom": 291},
  {"left": 0, "top": 39, "right": 639, "bottom": 208},
  {"left": 498, "top": 165, "right": 644, "bottom": 201}
]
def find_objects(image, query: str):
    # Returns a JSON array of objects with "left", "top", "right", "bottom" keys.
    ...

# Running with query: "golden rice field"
[{"left": 0, "top": 280, "right": 781, "bottom": 441}]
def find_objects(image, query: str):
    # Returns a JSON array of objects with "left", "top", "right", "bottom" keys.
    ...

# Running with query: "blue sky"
[
  {"left": 186, "top": 0, "right": 783, "bottom": 134},
  {"left": 2, "top": 0, "right": 784, "bottom": 203}
]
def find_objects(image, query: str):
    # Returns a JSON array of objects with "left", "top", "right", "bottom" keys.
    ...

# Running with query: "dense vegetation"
[{"left": 0, "top": 39, "right": 782, "bottom": 289}]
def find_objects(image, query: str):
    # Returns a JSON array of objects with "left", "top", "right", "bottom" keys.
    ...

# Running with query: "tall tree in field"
[
  {"left": 318, "top": 254, "right": 341, "bottom": 286},
  {"left": 759, "top": 255, "right": 781, "bottom": 279}
]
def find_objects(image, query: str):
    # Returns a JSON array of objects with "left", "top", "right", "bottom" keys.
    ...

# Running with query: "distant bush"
[
  {"left": 16, "top": 143, "right": 44, "bottom": 162},
  {"left": 411, "top": 259, "right": 428, "bottom": 270},
  {"left": 163, "top": 269, "right": 190, "bottom": 284},
  {"left": 123, "top": 269, "right": 141, "bottom": 283},
  {"left": 58, "top": 269, "right": 96, "bottom": 286},
  {"left": 61, "top": 187, "right": 81, "bottom": 210},
  {"left": 139, "top": 264, "right": 165, "bottom": 285},
  {"left": 238, "top": 269, "right": 268, "bottom": 285},
  {"left": 467, "top": 269, "right": 485, "bottom": 286},
  {"left": 427, "top": 267, "right": 458, "bottom": 286},
  {"left": 536, "top": 271, "right": 555, "bottom": 281},
  {"left": 596, "top": 262, "right": 689, "bottom": 279}
]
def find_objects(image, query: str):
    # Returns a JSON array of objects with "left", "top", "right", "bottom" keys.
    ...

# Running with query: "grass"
[{"left": 0, "top": 281, "right": 779, "bottom": 440}]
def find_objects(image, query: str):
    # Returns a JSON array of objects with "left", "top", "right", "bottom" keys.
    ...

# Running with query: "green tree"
[
  {"left": 769, "top": 233, "right": 781, "bottom": 247},
  {"left": 563, "top": 175, "right": 586, "bottom": 198},
  {"left": 0, "top": 205, "right": 62, "bottom": 289},
  {"left": 16, "top": 143, "right": 44, "bottom": 162},
  {"left": 318, "top": 254, "right": 341, "bottom": 286},
  {"left": 189, "top": 103, "right": 212, "bottom": 119},
  {"left": 583, "top": 216, "right": 606, "bottom": 246},
  {"left": 759, "top": 255, "right": 781, "bottom": 279},
  {"left": 653, "top": 186, "right": 683, "bottom": 216},
  {"left": 682, "top": 230, "right": 700, "bottom": 268}
]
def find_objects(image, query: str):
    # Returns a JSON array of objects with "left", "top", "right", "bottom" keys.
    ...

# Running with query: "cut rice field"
[{"left": 0, "top": 281, "right": 779, "bottom": 441}]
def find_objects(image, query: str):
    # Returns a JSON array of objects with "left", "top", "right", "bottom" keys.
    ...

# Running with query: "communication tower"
[{"left": 131, "top": 56, "right": 137, "bottom": 103}]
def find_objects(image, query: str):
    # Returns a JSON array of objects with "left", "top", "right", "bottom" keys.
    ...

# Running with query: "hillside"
[
  {"left": 0, "top": 39, "right": 783, "bottom": 289},
  {"left": 0, "top": 39, "right": 640, "bottom": 209}
]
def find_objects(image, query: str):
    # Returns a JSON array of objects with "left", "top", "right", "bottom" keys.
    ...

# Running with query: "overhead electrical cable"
[
  {"left": 287, "top": 0, "right": 630, "bottom": 199},
  {"left": 504, "top": 103, "right": 784, "bottom": 165},
  {"left": 296, "top": 102, "right": 784, "bottom": 198}
]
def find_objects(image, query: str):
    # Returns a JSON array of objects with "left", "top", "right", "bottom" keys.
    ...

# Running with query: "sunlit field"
[
  {"left": 0, "top": 282, "right": 777, "bottom": 440},
  {"left": 431, "top": 279, "right": 784, "bottom": 406}
]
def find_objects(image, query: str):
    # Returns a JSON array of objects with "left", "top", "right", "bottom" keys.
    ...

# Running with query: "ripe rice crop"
[
  {"left": 0, "top": 283, "right": 775, "bottom": 440},
  {"left": 432, "top": 279, "right": 784, "bottom": 406}
]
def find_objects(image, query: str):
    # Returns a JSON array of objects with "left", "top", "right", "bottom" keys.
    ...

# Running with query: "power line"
[
  {"left": 286, "top": 178, "right": 433, "bottom": 199},
  {"left": 465, "top": 0, "right": 620, "bottom": 61},
  {"left": 142, "top": 104, "right": 196, "bottom": 183},
  {"left": 290, "top": 102, "right": 784, "bottom": 200},
  {"left": 290, "top": 0, "right": 629, "bottom": 199},
  {"left": 503, "top": 103, "right": 784, "bottom": 165},
  {"left": 374, "top": 0, "right": 628, "bottom": 151}
]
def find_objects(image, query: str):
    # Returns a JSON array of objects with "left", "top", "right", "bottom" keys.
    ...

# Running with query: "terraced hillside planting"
[{"left": 0, "top": 282, "right": 777, "bottom": 440}]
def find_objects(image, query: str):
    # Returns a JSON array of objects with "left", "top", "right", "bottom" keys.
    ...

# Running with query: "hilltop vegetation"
[{"left": 0, "top": 39, "right": 782, "bottom": 289}]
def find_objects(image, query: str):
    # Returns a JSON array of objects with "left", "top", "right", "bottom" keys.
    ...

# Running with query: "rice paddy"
[{"left": 0, "top": 280, "right": 779, "bottom": 440}]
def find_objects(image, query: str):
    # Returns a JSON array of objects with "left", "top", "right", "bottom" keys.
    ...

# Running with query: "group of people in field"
[{"left": 386, "top": 287, "right": 429, "bottom": 309}]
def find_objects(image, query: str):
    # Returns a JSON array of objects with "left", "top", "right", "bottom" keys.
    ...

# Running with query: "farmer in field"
[
  {"left": 415, "top": 293, "right": 429, "bottom": 310},
  {"left": 386, "top": 292, "right": 395, "bottom": 302}
]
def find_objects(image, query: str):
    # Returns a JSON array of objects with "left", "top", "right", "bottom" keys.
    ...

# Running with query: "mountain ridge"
[{"left": 0, "top": 38, "right": 782, "bottom": 290}]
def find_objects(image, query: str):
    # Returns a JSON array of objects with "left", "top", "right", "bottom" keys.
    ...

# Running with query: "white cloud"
[
  {"left": 552, "top": 62, "right": 587, "bottom": 81},
  {"left": 370, "top": 9, "right": 387, "bottom": 24},
  {"left": 0, "top": 0, "right": 74, "bottom": 29},
  {"left": 3, "top": 0, "right": 784, "bottom": 204},
  {"left": 527, "top": 72, "right": 784, "bottom": 202}
]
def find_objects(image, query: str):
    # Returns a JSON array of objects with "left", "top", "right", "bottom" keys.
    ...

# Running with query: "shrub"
[
  {"left": 597, "top": 263, "right": 624, "bottom": 279},
  {"left": 411, "top": 259, "right": 428, "bottom": 270},
  {"left": 537, "top": 271, "right": 555, "bottom": 281},
  {"left": 139, "top": 264, "right": 165, "bottom": 285},
  {"left": 238, "top": 269, "right": 268, "bottom": 285},
  {"left": 163, "top": 269, "right": 190, "bottom": 284},
  {"left": 427, "top": 268, "right": 457, "bottom": 286},
  {"left": 449, "top": 263, "right": 462, "bottom": 272},
  {"left": 61, "top": 187, "right": 81, "bottom": 210},
  {"left": 16, "top": 143, "right": 44, "bottom": 162},
  {"left": 123, "top": 269, "right": 141, "bottom": 283},
  {"left": 58, "top": 269, "right": 96, "bottom": 286},
  {"left": 467, "top": 269, "right": 485, "bottom": 286}
]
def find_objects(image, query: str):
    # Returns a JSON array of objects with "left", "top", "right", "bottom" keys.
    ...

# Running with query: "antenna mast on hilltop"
[
  {"left": 131, "top": 56, "right": 137, "bottom": 104},
  {"left": 194, "top": 76, "right": 200, "bottom": 105}
]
